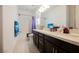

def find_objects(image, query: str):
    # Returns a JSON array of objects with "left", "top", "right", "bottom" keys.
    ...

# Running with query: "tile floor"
[{"left": 13, "top": 36, "right": 39, "bottom": 53}]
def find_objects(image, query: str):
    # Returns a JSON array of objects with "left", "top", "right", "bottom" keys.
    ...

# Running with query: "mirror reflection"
[{"left": 34, "top": 5, "right": 79, "bottom": 34}]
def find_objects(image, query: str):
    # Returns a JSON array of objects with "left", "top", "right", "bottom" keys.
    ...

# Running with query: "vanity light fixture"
[{"left": 38, "top": 5, "right": 50, "bottom": 13}]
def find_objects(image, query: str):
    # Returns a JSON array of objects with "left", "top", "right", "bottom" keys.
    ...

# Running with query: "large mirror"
[{"left": 36, "top": 5, "right": 79, "bottom": 29}]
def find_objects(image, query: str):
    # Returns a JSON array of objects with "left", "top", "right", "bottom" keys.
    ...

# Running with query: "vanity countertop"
[{"left": 33, "top": 29, "right": 79, "bottom": 46}]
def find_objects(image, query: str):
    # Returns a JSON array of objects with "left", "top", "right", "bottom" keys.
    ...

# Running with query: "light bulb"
[{"left": 38, "top": 5, "right": 50, "bottom": 13}]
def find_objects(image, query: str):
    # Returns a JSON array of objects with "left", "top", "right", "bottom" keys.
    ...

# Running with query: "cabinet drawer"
[
  {"left": 33, "top": 31, "right": 38, "bottom": 35},
  {"left": 39, "top": 33, "right": 44, "bottom": 37}
]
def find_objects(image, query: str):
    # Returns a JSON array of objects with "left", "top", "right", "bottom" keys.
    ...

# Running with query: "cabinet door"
[
  {"left": 55, "top": 47, "right": 66, "bottom": 53},
  {"left": 33, "top": 32, "right": 39, "bottom": 48},
  {"left": 39, "top": 41, "right": 44, "bottom": 53},
  {"left": 33, "top": 33, "right": 36, "bottom": 44},
  {"left": 45, "top": 40, "right": 55, "bottom": 53},
  {"left": 45, "top": 40, "right": 66, "bottom": 53},
  {"left": 38, "top": 36, "right": 45, "bottom": 52}
]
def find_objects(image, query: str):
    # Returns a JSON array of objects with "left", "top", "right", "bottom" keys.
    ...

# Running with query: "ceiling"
[
  {"left": 18, "top": 5, "right": 58, "bottom": 16},
  {"left": 18, "top": 5, "right": 40, "bottom": 13}
]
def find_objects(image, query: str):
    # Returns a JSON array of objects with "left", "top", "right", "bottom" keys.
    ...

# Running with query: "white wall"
[
  {"left": 67, "top": 5, "right": 76, "bottom": 28},
  {"left": 68, "top": 5, "right": 79, "bottom": 29},
  {"left": 18, "top": 10, "right": 34, "bottom": 16},
  {"left": 18, "top": 10, "right": 32, "bottom": 33},
  {"left": 67, "top": 5, "right": 79, "bottom": 29},
  {"left": 19, "top": 15, "right": 32, "bottom": 40},
  {"left": 2, "top": 5, "right": 18, "bottom": 52},
  {"left": 41, "top": 6, "right": 67, "bottom": 28},
  {"left": 1, "top": 6, "right": 33, "bottom": 52},
  {"left": 76, "top": 6, "right": 79, "bottom": 29},
  {"left": 0, "top": 6, "right": 3, "bottom": 52}
]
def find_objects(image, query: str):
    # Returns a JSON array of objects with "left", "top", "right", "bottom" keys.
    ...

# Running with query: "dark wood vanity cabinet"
[
  {"left": 38, "top": 33, "right": 45, "bottom": 52},
  {"left": 45, "top": 40, "right": 62, "bottom": 53},
  {"left": 44, "top": 35, "right": 66, "bottom": 53},
  {"left": 33, "top": 30, "right": 79, "bottom": 53},
  {"left": 33, "top": 31, "right": 39, "bottom": 48},
  {"left": 45, "top": 40, "right": 55, "bottom": 53},
  {"left": 33, "top": 31, "right": 65, "bottom": 53}
]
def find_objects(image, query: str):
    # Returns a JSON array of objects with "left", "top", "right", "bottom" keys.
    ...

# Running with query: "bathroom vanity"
[{"left": 33, "top": 29, "right": 79, "bottom": 53}]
